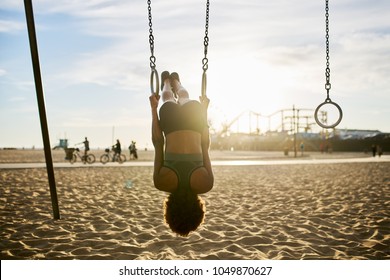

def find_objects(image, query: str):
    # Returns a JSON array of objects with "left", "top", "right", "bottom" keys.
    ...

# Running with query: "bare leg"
[
  {"left": 171, "top": 76, "right": 190, "bottom": 105},
  {"left": 161, "top": 78, "right": 176, "bottom": 103}
]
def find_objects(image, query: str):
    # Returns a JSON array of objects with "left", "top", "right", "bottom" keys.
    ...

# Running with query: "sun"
[{"left": 206, "top": 57, "right": 289, "bottom": 134}]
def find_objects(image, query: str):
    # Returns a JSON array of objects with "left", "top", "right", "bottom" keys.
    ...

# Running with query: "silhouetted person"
[
  {"left": 377, "top": 145, "right": 383, "bottom": 157},
  {"left": 113, "top": 139, "right": 121, "bottom": 161},
  {"left": 372, "top": 144, "right": 377, "bottom": 157},
  {"left": 83, "top": 137, "right": 90, "bottom": 158},
  {"left": 129, "top": 141, "right": 138, "bottom": 159}
]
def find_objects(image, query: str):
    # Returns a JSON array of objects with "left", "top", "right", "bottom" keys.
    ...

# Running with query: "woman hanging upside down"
[{"left": 149, "top": 71, "right": 214, "bottom": 236}]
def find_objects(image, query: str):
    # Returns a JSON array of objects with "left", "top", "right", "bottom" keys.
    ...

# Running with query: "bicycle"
[
  {"left": 100, "top": 147, "right": 126, "bottom": 164},
  {"left": 65, "top": 148, "right": 96, "bottom": 164}
]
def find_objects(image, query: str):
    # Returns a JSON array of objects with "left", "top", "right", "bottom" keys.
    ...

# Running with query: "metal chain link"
[
  {"left": 202, "top": 0, "right": 210, "bottom": 72},
  {"left": 147, "top": 0, "right": 159, "bottom": 95},
  {"left": 325, "top": 0, "right": 331, "bottom": 98},
  {"left": 147, "top": 0, "right": 156, "bottom": 70},
  {"left": 201, "top": 0, "right": 210, "bottom": 97},
  {"left": 147, "top": 0, "right": 209, "bottom": 96}
]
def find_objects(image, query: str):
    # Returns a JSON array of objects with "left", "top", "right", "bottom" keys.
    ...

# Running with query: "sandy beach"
[{"left": 1, "top": 150, "right": 389, "bottom": 259}]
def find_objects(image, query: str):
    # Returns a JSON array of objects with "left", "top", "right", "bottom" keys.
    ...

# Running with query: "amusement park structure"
[
  {"left": 216, "top": 106, "right": 318, "bottom": 137},
  {"left": 212, "top": 106, "right": 321, "bottom": 156},
  {"left": 211, "top": 106, "right": 389, "bottom": 154}
]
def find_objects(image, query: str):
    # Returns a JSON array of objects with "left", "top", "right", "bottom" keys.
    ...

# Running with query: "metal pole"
[
  {"left": 293, "top": 105, "right": 297, "bottom": 158},
  {"left": 24, "top": 0, "right": 60, "bottom": 219},
  {"left": 112, "top": 126, "right": 115, "bottom": 144},
  {"left": 249, "top": 111, "right": 252, "bottom": 134}
]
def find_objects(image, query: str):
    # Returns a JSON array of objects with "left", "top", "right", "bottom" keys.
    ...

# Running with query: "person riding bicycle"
[
  {"left": 83, "top": 137, "right": 90, "bottom": 158},
  {"left": 112, "top": 139, "right": 121, "bottom": 162}
]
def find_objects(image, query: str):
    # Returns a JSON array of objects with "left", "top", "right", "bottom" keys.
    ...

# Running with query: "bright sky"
[{"left": 1, "top": 0, "right": 389, "bottom": 149}]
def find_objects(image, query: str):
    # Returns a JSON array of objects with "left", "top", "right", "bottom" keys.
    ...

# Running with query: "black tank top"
[{"left": 159, "top": 101, "right": 206, "bottom": 135}]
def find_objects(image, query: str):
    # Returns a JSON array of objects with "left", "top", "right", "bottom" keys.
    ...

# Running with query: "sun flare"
[{"left": 207, "top": 57, "right": 291, "bottom": 134}]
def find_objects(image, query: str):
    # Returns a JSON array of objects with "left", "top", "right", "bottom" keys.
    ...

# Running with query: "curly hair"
[{"left": 164, "top": 187, "right": 205, "bottom": 237}]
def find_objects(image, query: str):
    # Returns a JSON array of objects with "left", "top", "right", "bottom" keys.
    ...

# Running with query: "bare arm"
[
  {"left": 200, "top": 96, "right": 214, "bottom": 190},
  {"left": 201, "top": 126, "right": 214, "bottom": 183},
  {"left": 149, "top": 95, "right": 178, "bottom": 192},
  {"left": 149, "top": 95, "right": 164, "bottom": 180}
]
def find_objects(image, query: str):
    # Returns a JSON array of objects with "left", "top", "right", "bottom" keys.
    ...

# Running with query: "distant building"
[
  {"left": 53, "top": 139, "right": 68, "bottom": 150},
  {"left": 333, "top": 129, "right": 382, "bottom": 140}
]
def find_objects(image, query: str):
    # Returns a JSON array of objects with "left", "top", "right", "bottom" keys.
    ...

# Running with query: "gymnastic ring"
[
  {"left": 314, "top": 98, "right": 343, "bottom": 129},
  {"left": 201, "top": 71, "right": 207, "bottom": 97},
  {"left": 150, "top": 69, "right": 159, "bottom": 96}
]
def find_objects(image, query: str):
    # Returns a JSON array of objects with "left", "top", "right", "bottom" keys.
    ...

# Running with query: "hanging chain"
[
  {"left": 147, "top": 0, "right": 159, "bottom": 95},
  {"left": 201, "top": 0, "right": 210, "bottom": 97},
  {"left": 325, "top": 0, "right": 331, "bottom": 100},
  {"left": 147, "top": 0, "right": 156, "bottom": 70},
  {"left": 202, "top": 0, "right": 210, "bottom": 72},
  {"left": 147, "top": 0, "right": 209, "bottom": 96},
  {"left": 314, "top": 0, "right": 343, "bottom": 129}
]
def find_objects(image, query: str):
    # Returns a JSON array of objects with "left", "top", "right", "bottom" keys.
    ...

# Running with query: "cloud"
[
  {"left": 0, "top": 20, "right": 24, "bottom": 33},
  {"left": 0, "top": 0, "right": 23, "bottom": 10},
  {"left": 8, "top": 96, "right": 26, "bottom": 102},
  {"left": 40, "top": 1, "right": 212, "bottom": 93},
  {"left": 53, "top": 43, "right": 150, "bottom": 93},
  {"left": 334, "top": 32, "right": 390, "bottom": 96}
]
